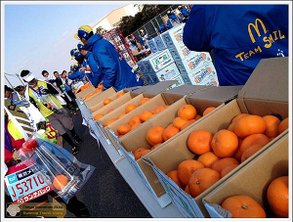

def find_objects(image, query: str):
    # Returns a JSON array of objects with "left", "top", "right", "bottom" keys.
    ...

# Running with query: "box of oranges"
[
  {"left": 84, "top": 87, "right": 116, "bottom": 110},
  {"left": 75, "top": 82, "right": 96, "bottom": 99},
  {"left": 116, "top": 86, "right": 241, "bottom": 208},
  {"left": 143, "top": 57, "right": 288, "bottom": 217},
  {"left": 203, "top": 133, "right": 288, "bottom": 218},
  {"left": 94, "top": 81, "right": 180, "bottom": 154}
]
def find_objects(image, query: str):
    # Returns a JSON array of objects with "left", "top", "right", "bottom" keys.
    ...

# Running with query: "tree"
[
  {"left": 95, "top": 26, "right": 107, "bottom": 35},
  {"left": 118, "top": 4, "right": 173, "bottom": 36}
]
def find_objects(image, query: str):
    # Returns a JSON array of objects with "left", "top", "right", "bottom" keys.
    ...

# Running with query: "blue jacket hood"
[{"left": 87, "top": 34, "right": 103, "bottom": 50}]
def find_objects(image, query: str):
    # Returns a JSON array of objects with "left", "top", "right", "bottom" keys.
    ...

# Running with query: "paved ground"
[{"left": 65, "top": 112, "right": 151, "bottom": 218}]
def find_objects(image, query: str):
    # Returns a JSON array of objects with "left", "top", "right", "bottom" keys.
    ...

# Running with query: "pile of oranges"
[
  {"left": 165, "top": 113, "right": 288, "bottom": 200},
  {"left": 221, "top": 175, "right": 288, "bottom": 218},
  {"left": 102, "top": 97, "right": 152, "bottom": 127},
  {"left": 92, "top": 91, "right": 126, "bottom": 117},
  {"left": 132, "top": 105, "right": 216, "bottom": 160},
  {"left": 116, "top": 100, "right": 169, "bottom": 137},
  {"left": 83, "top": 83, "right": 104, "bottom": 101}
]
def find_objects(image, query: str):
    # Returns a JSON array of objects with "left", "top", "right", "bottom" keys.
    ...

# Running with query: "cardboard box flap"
[
  {"left": 238, "top": 57, "right": 288, "bottom": 103},
  {"left": 142, "top": 80, "right": 178, "bottom": 98},
  {"left": 123, "top": 86, "right": 143, "bottom": 92},
  {"left": 187, "top": 86, "right": 242, "bottom": 104},
  {"left": 162, "top": 85, "right": 212, "bottom": 104},
  {"left": 130, "top": 85, "right": 152, "bottom": 97}
]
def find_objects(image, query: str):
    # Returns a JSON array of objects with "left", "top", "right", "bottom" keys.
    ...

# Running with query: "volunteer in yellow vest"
[{"left": 20, "top": 70, "right": 81, "bottom": 155}]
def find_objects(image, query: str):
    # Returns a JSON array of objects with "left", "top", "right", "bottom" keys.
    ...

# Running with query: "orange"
[
  {"left": 211, "top": 129, "right": 239, "bottom": 158},
  {"left": 162, "top": 125, "right": 180, "bottom": 141},
  {"left": 146, "top": 126, "right": 164, "bottom": 146},
  {"left": 241, "top": 144, "right": 263, "bottom": 163},
  {"left": 117, "top": 124, "right": 131, "bottom": 136},
  {"left": 239, "top": 134, "right": 269, "bottom": 157},
  {"left": 103, "top": 98, "right": 112, "bottom": 105},
  {"left": 220, "top": 164, "right": 239, "bottom": 178},
  {"left": 173, "top": 117, "right": 188, "bottom": 130},
  {"left": 152, "top": 105, "right": 168, "bottom": 114},
  {"left": 177, "top": 160, "right": 204, "bottom": 186},
  {"left": 167, "top": 170, "right": 183, "bottom": 188},
  {"left": 178, "top": 104, "right": 197, "bottom": 120},
  {"left": 221, "top": 195, "right": 266, "bottom": 218},
  {"left": 94, "top": 113, "right": 104, "bottom": 120},
  {"left": 139, "top": 111, "right": 153, "bottom": 122},
  {"left": 233, "top": 114, "right": 266, "bottom": 138},
  {"left": 125, "top": 104, "right": 137, "bottom": 114},
  {"left": 197, "top": 152, "right": 219, "bottom": 168},
  {"left": 278, "top": 118, "right": 288, "bottom": 134},
  {"left": 133, "top": 147, "right": 151, "bottom": 160},
  {"left": 188, "top": 168, "right": 220, "bottom": 197},
  {"left": 203, "top": 106, "right": 216, "bottom": 116},
  {"left": 128, "top": 116, "right": 141, "bottom": 128},
  {"left": 116, "top": 91, "right": 125, "bottom": 98},
  {"left": 228, "top": 113, "right": 249, "bottom": 131},
  {"left": 97, "top": 83, "right": 103, "bottom": 89},
  {"left": 267, "top": 176, "right": 288, "bottom": 217},
  {"left": 181, "top": 119, "right": 196, "bottom": 130},
  {"left": 263, "top": 115, "right": 281, "bottom": 138},
  {"left": 140, "top": 97, "right": 150, "bottom": 105},
  {"left": 211, "top": 157, "right": 239, "bottom": 173},
  {"left": 187, "top": 130, "right": 213, "bottom": 155},
  {"left": 53, "top": 175, "right": 69, "bottom": 191}
]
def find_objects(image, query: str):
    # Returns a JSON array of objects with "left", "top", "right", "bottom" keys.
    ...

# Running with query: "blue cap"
[
  {"left": 74, "top": 25, "right": 93, "bottom": 40},
  {"left": 73, "top": 51, "right": 82, "bottom": 58},
  {"left": 70, "top": 48, "right": 78, "bottom": 56},
  {"left": 77, "top": 43, "right": 86, "bottom": 51}
]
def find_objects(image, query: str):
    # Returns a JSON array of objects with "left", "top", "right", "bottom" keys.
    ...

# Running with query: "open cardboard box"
[
  {"left": 116, "top": 86, "right": 241, "bottom": 208},
  {"left": 203, "top": 133, "right": 288, "bottom": 218},
  {"left": 95, "top": 81, "right": 179, "bottom": 151},
  {"left": 142, "top": 57, "right": 288, "bottom": 217},
  {"left": 76, "top": 83, "right": 96, "bottom": 99},
  {"left": 85, "top": 87, "right": 116, "bottom": 111}
]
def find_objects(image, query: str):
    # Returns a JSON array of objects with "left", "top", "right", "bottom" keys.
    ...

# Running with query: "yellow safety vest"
[
  {"left": 7, "top": 120, "right": 24, "bottom": 141},
  {"left": 28, "top": 81, "right": 63, "bottom": 118}
]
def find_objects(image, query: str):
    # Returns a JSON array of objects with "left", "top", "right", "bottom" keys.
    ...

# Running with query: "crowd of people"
[{"left": 4, "top": 21, "right": 145, "bottom": 217}]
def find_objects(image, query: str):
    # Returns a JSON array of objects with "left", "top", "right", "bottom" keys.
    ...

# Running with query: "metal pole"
[{"left": 4, "top": 74, "right": 15, "bottom": 89}]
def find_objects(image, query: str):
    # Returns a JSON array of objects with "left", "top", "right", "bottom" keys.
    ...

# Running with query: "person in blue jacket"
[
  {"left": 183, "top": 5, "right": 288, "bottom": 86},
  {"left": 77, "top": 43, "right": 103, "bottom": 88},
  {"left": 68, "top": 49, "right": 86, "bottom": 81},
  {"left": 178, "top": 5, "right": 190, "bottom": 22},
  {"left": 74, "top": 25, "right": 143, "bottom": 91}
]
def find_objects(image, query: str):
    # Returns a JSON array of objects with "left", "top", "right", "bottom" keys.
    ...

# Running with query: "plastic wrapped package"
[{"left": 5, "top": 139, "right": 95, "bottom": 204}]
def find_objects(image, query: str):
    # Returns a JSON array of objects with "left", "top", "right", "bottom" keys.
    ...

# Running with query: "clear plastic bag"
[{"left": 18, "top": 138, "right": 95, "bottom": 203}]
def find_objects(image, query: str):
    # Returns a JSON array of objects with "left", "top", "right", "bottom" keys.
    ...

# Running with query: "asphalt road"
[{"left": 65, "top": 112, "right": 151, "bottom": 218}]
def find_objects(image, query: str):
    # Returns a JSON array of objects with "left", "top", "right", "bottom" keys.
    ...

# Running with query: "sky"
[{"left": 3, "top": 2, "right": 123, "bottom": 86}]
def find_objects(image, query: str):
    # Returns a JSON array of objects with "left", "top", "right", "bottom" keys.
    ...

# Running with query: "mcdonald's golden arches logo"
[{"left": 248, "top": 18, "right": 268, "bottom": 43}]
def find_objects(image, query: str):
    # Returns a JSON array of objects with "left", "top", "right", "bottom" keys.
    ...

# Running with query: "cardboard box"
[
  {"left": 117, "top": 86, "right": 241, "bottom": 208},
  {"left": 143, "top": 57, "right": 288, "bottom": 217},
  {"left": 155, "top": 63, "right": 181, "bottom": 82},
  {"left": 88, "top": 89, "right": 129, "bottom": 113},
  {"left": 85, "top": 87, "right": 116, "bottom": 110},
  {"left": 187, "top": 62, "right": 219, "bottom": 86},
  {"left": 154, "top": 35, "right": 167, "bottom": 51},
  {"left": 147, "top": 38, "right": 158, "bottom": 53},
  {"left": 92, "top": 92, "right": 135, "bottom": 117},
  {"left": 203, "top": 133, "right": 288, "bottom": 218},
  {"left": 75, "top": 84, "right": 96, "bottom": 99}
]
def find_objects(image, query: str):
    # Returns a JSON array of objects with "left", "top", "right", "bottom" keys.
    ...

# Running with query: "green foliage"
[{"left": 118, "top": 4, "right": 174, "bottom": 36}]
